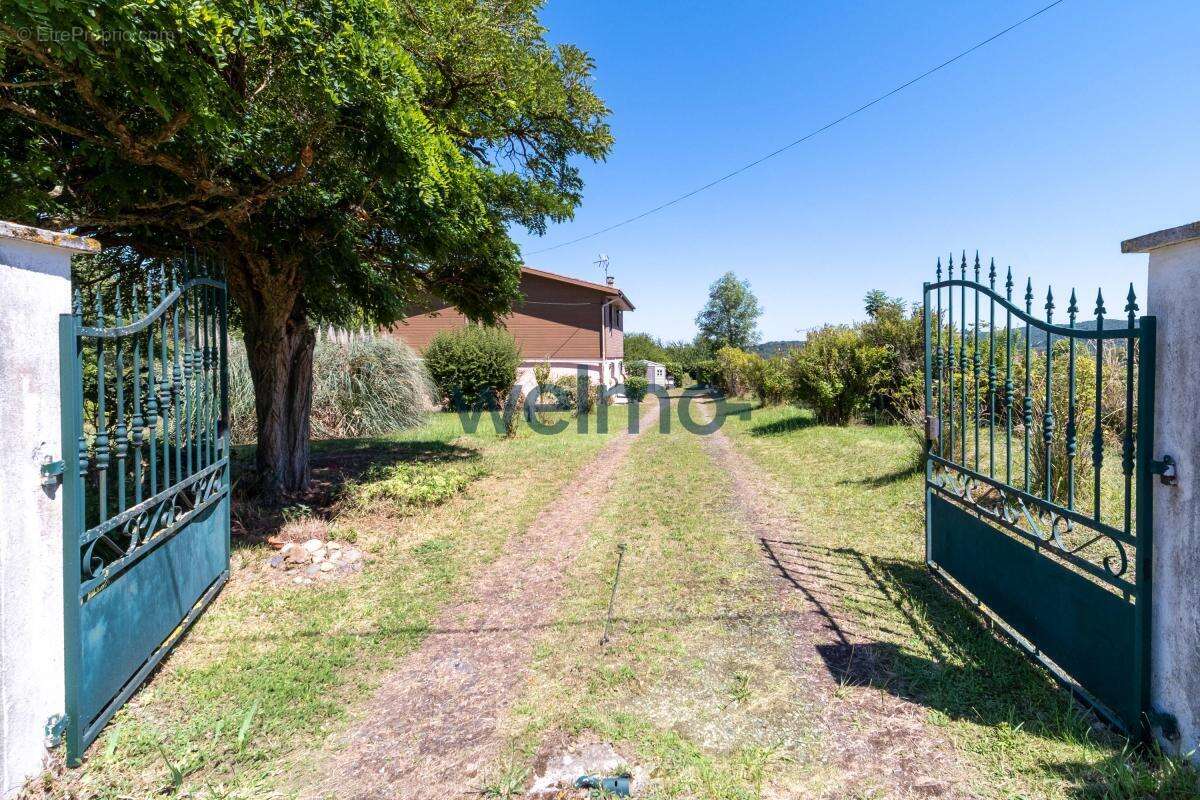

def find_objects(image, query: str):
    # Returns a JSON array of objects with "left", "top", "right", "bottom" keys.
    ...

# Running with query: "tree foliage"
[
  {"left": 0, "top": 0, "right": 610, "bottom": 495},
  {"left": 623, "top": 332, "right": 668, "bottom": 364},
  {"left": 695, "top": 272, "right": 762, "bottom": 351}
]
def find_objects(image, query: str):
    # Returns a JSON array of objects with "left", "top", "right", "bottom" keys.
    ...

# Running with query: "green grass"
[
  {"left": 49, "top": 409, "right": 629, "bottom": 799},
  {"left": 39, "top": 402, "right": 1197, "bottom": 799},
  {"left": 720, "top": 403, "right": 1198, "bottom": 799},
  {"left": 491, "top": 406, "right": 818, "bottom": 799}
]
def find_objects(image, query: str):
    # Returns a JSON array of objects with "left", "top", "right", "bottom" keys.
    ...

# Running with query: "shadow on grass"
[
  {"left": 757, "top": 538, "right": 1197, "bottom": 798},
  {"left": 837, "top": 461, "right": 922, "bottom": 489},
  {"left": 748, "top": 412, "right": 818, "bottom": 437},
  {"left": 230, "top": 438, "right": 480, "bottom": 543}
]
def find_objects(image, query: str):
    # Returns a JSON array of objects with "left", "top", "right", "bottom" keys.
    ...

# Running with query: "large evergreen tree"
[{"left": 0, "top": 0, "right": 611, "bottom": 496}]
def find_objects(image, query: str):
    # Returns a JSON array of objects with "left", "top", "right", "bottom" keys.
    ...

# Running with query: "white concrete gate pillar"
[
  {"left": 1122, "top": 220, "right": 1200, "bottom": 759},
  {"left": 0, "top": 222, "right": 98, "bottom": 797}
]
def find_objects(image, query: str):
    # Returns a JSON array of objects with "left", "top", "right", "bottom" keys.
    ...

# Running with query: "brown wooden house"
[{"left": 387, "top": 266, "right": 635, "bottom": 390}]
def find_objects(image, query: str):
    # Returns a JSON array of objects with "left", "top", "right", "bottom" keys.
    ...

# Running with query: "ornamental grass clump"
[{"left": 227, "top": 336, "right": 434, "bottom": 444}]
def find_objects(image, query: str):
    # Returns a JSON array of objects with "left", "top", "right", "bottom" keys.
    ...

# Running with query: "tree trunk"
[{"left": 240, "top": 288, "right": 316, "bottom": 500}]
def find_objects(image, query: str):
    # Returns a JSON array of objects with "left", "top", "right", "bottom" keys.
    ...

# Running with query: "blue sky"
[{"left": 508, "top": 0, "right": 1200, "bottom": 343}]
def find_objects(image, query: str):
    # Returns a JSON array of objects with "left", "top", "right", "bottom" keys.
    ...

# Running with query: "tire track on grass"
[
  {"left": 311, "top": 403, "right": 660, "bottom": 800},
  {"left": 697, "top": 403, "right": 975, "bottom": 799}
]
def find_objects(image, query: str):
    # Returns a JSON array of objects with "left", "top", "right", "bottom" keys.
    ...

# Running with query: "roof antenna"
[{"left": 595, "top": 253, "right": 613, "bottom": 286}]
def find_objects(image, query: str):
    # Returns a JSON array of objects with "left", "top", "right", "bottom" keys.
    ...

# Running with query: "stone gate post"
[
  {"left": 1122, "top": 220, "right": 1200, "bottom": 759},
  {"left": 0, "top": 222, "right": 98, "bottom": 797}
]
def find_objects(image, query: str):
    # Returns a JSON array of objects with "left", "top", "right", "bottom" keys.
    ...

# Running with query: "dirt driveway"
[{"left": 311, "top": 403, "right": 661, "bottom": 800}]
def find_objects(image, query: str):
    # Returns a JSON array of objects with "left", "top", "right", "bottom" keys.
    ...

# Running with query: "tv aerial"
[{"left": 594, "top": 253, "right": 611, "bottom": 284}]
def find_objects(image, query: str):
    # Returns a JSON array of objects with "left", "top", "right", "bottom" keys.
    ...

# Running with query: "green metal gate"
[
  {"left": 58, "top": 257, "right": 230, "bottom": 763},
  {"left": 923, "top": 253, "right": 1159, "bottom": 736}
]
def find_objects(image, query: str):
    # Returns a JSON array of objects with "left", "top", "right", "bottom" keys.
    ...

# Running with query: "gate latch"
[
  {"left": 1151, "top": 455, "right": 1178, "bottom": 486},
  {"left": 925, "top": 415, "right": 940, "bottom": 444},
  {"left": 40, "top": 456, "right": 64, "bottom": 487}
]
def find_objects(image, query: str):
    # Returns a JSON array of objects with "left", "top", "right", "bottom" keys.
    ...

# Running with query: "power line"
[{"left": 525, "top": 0, "right": 1067, "bottom": 256}]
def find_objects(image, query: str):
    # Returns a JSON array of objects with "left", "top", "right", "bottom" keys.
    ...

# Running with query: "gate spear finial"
[{"left": 1125, "top": 283, "right": 1139, "bottom": 325}]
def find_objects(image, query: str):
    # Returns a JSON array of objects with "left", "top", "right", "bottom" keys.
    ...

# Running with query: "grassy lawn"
[
  {"left": 719, "top": 403, "right": 1196, "bottom": 799},
  {"left": 31, "top": 400, "right": 1196, "bottom": 799},
  {"left": 491, "top": 404, "right": 819, "bottom": 798},
  {"left": 40, "top": 408, "right": 632, "bottom": 800}
]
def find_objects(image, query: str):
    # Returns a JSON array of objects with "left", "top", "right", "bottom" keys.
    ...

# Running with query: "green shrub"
[
  {"left": 688, "top": 359, "right": 719, "bottom": 387},
  {"left": 228, "top": 336, "right": 433, "bottom": 444},
  {"left": 860, "top": 293, "right": 925, "bottom": 416},
  {"left": 715, "top": 346, "right": 758, "bottom": 396},
  {"left": 747, "top": 356, "right": 790, "bottom": 406},
  {"left": 590, "top": 383, "right": 612, "bottom": 409},
  {"left": 550, "top": 374, "right": 579, "bottom": 410},
  {"left": 351, "top": 462, "right": 478, "bottom": 510},
  {"left": 786, "top": 326, "right": 888, "bottom": 425},
  {"left": 663, "top": 361, "right": 686, "bottom": 386},
  {"left": 624, "top": 359, "right": 648, "bottom": 379},
  {"left": 533, "top": 360, "right": 551, "bottom": 389},
  {"left": 502, "top": 389, "right": 524, "bottom": 438},
  {"left": 423, "top": 325, "right": 520, "bottom": 409},
  {"left": 624, "top": 375, "right": 649, "bottom": 401}
]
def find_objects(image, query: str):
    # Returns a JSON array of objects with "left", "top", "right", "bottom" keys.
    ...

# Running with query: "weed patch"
[{"left": 351, "top": 462, "right": 481, "bottom": 510}]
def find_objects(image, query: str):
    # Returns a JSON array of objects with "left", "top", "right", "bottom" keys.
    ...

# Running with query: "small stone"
[
  {"left": 285, "top": 548, "right": 310, "bottom": 565},
  {"left": 302, "top": 538, "right": 325, "bottom": 553},
  {"left": 304, "top": 564, "right": 321, "bottom": 576},
  {"left": 280, "top": 542, "right": 297, "bottom": 556},
  {"left": 268, "top": 555, "right": 285, "bottom": 569},
  {"left": 292, "top": 576, "right": 305, "bottom": 585},
  {"left": 327, "top": 549, "right": 342, "bottom": 562},
  {"left": 319, "top": 561, "right": 335, "bottom": 572},
  {"left": 343, "top": 548, "right": 362, "bottom": 563},
  {"left": 310, "top": 549, "right": 326, "bottom": 562},
  {"left": 326, "top": 540, "right": 343, "bottom": 550}
]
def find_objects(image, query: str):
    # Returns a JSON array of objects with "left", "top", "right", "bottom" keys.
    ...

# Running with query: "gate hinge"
[
  {"left": 40, "top": 456, "right": 65, "bottom": 487},
  {"left": 1148, "top": 709, "right": 1180, "bottom": 742},
  {"left": 1151, "top": 455, "right": 1178, "bottom": 486},
  {"left": 45, "top": 713, "right": 68, "bottom": 747}
]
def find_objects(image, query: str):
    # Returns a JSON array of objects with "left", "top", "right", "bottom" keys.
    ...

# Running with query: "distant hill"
[
  {"left": 1019, "top": 318, "right": 1138, "bottom": 352},
  {"left": 750, "top": 340, "right": 805, "bottom": 357}
]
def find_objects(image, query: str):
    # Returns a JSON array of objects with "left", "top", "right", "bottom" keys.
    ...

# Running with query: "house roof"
[{"left": 522, "top": 266, "right": 635, "bottom": 311}]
